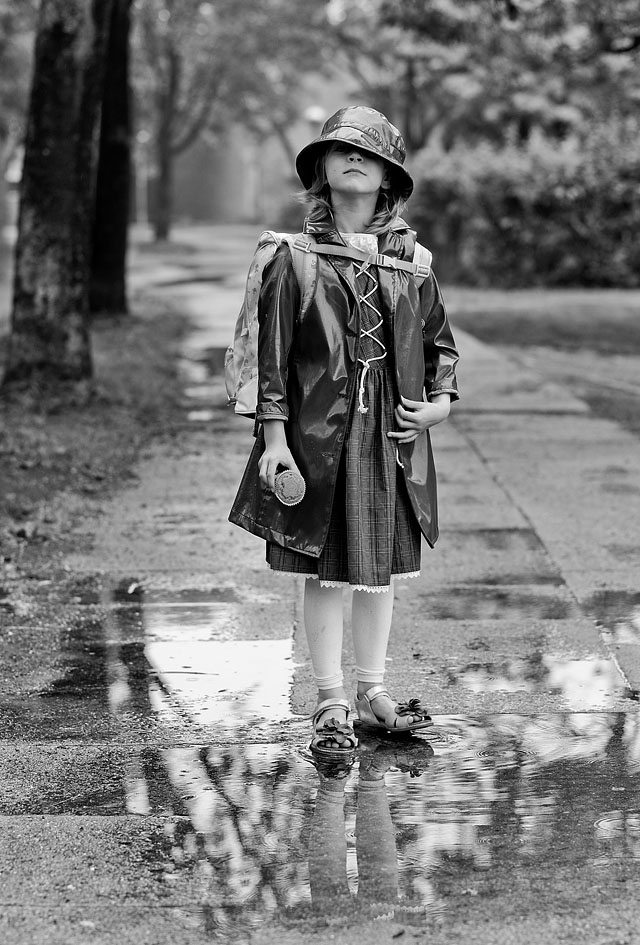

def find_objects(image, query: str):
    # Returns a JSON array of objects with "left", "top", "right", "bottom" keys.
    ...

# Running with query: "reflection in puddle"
[
  {"left": 11, "top": 576, "right": 640, "bottom": 936},
  {"left": 93, "top": 581, "right": 640, "bottom": 934},
  {"left": 117, "top": 715, "right": 640, "bottom": 936},
  {"left": 446, "top": 654, "right": 628, "bottom": 707},
  {"left": 146, "top": 639, "right": 293, "bottom": 726},
  {"left": 420, "top": 585, "right": 577, "bottom": 620},
  {"left": 101, "top": 584, "right": 295, "bottom": 730}
]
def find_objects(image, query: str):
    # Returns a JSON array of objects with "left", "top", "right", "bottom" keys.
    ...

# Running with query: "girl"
[{"left": 230, "top": 106, "right": 459, "bottom": 761}]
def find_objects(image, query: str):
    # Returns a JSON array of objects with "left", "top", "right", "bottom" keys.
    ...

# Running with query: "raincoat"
[{"left": 229, "top": 218, "right": 459, "bottom": 557}]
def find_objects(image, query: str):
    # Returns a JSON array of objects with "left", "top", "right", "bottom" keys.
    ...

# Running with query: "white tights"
[{"left": 303, "top": 578, "right": 395, "bottom": 690}]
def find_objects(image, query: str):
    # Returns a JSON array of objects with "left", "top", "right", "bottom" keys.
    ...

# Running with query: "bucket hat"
[{"left": 296, "top": 105, "right": 413, "bottom": 199}]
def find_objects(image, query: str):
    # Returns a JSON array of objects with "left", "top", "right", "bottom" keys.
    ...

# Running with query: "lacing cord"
[
  {"left": 355, "top": 262, "right": 387, "bottom": 414},
  {"left": 352, "top": 261, "right": 405, "bottom": 469}
]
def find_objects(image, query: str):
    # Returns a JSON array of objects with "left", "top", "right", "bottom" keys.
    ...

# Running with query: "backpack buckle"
[
  {"left": 372, "top": 253, "right": 406, "bottom": 271},
  {"left": 292, "top": 236, "right": 313, "bottom": 253},
  {"left": 415, "top": 263, "right": 431, "bottom": 279}
]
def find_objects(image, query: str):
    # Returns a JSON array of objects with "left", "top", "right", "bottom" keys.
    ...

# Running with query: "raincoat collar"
[
  {"left": 302, "top": 215, "right": 411, "bottom": 238},
  {"left": 302, "top": 217, "right": 415, "bottom": 262}
]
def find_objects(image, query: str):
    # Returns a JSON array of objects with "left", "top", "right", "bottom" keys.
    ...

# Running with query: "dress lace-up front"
[{"left": 352, "top": 251, "right": 387, "bottom": 414}]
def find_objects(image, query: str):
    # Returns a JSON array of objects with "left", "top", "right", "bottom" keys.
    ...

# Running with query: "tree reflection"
[{"left": 107, "top": 718, "right": 640, "bottom": 937}]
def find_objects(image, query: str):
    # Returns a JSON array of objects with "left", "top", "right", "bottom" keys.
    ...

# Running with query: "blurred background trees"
[
  {"left": 134, "top": 0, "right": 333, "bottom": 241},
  {"left": 362, "top": 0, "right": 640, "bottom": 285},
  {"left": 0, "top": 0, "right": 639, "bottom": 392},
  {"left": 0, "top": 0, "right": 36, "bottom": 229}
]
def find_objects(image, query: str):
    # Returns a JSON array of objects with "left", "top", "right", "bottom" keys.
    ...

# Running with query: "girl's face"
[{"left": 324, "top": 143, "right": 390, "bottom": 197}]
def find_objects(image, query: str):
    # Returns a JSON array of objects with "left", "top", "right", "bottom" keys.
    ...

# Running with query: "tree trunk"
[
  {"left": 152, "top": 45, "right": 179, "bottom": 242},
  {"left": 90, "top": 0, "right": 132, "bottom": 315},
  {"left": 2, "top": 0, "right": 114, "bottom": 390},
  {"left": 153, "top": 131, "right": 173, "bottom": 242}
]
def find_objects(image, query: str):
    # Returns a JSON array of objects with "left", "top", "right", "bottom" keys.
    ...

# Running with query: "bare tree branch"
[{"left": 170, "top": 64, "right": 227, "bottom": 155}]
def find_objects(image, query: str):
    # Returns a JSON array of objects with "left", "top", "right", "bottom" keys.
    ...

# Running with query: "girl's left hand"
[{"left": 388, "top": 394, "right": 451, "bottom": 443}]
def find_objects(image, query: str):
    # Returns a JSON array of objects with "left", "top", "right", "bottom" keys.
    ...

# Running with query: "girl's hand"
[
  {"left": 259, "top": 419, "right": 300, "bottom": 491},
  {"left": 387, "top": 394, "right": 451, "bottom": 443}
]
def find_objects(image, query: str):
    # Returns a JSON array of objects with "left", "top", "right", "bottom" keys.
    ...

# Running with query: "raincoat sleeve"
[
  {"left": 255, "top": 245, "right": 301, "bottom": 423},
  {"left": 420, "top": 271, "right": 460, "bottom": 402}
]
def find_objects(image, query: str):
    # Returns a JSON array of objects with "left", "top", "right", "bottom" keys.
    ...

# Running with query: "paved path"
[{"left": 2, "top": 227, "right": 639, "bottom": 944}]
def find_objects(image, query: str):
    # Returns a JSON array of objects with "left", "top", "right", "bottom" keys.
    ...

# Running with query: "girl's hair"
[{"left": 300, "top": 150, "right": 407, "bottom": 235}]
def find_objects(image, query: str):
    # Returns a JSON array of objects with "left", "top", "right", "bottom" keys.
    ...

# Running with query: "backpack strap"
[
  {"left": 291, "top": 234, "right": 432, "bottom": 282},
  {"left": 412, "top": 241, "right": 432, "bottom": 288},
  {"left": 283, "top": 234, "right": 318, "bottom": 318}
]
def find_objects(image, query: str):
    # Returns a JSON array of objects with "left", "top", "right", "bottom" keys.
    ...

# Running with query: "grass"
[
  {"left": 0, "top": 296, "right": 187, "bottom": 576},
  {"left": 444, "top": 287, "right": 640, "bottom": 356},
  {"left": 444, "top": 285, "right": 640, "bottom": 437}
]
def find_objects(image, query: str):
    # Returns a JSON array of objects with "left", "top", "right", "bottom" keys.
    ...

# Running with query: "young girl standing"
[{"left": 230, "top": 106, "right": 459, "bottom": 761}]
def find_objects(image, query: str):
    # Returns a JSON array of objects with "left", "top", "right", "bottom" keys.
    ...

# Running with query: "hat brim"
[{"left": 296, "top": 130, "right": 413, "bottom": 200}]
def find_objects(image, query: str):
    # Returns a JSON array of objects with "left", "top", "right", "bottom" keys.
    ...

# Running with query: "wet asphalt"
[{"left": 1, "top": 226, "right": 640, "bottom": 945}]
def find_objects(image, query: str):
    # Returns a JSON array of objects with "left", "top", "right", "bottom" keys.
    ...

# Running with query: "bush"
[{"left": 409, "top": 132, "right": 640, "bottom": 287}]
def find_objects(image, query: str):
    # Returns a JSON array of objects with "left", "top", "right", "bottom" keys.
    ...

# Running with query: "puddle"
[
  {"left": 19, "top": 582, "right": 294, "bottom": 735},
  {"left": 178, "top": 357, "right": 210, "bottom": 385},
  {"left": 186, "top": 409, "right": 217, "bottom": 422},
  {"left": 418, "top": 586, "right": 577, "bottom": 620},
  {"left": 588, "top": 590, "right": 640, "bottom": 645},
  {"left": 178, "top": 342, "right": 229, "bottom": 423},
  {"left": 6, "top": 715, "right": 640, "bottom": 936},
  {"left": 5, "top": 573, "right": 640, "bottom": 934},
  {"left": 127, "top": 714, "right": 640, "bottom": 932},
  {"left": 184, "top": 384, "right": 223, "bottom": 400},
  {"left": 145, "top": 639, "right": 294, "bottom": 726},
  {"left": 445, "top": 653, "right": 630, "bottom": 707},
  {"left": 153, "top": 274, "right": 225, "bottom": 287},
  {"left": 5, "top": 576, "right": 634, "bottom": 740}
]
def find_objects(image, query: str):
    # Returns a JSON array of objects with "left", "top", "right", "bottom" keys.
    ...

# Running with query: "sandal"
[
  {"left": 309, "top": 698, "right": 358, "bottom": 762},
  {"left": 354, "top": 685, "right": 433, "bottom": 734}
]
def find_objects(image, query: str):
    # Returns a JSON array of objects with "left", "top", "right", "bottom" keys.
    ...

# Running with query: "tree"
[
  {"left": 2, "top": 0, "right": 114, "bottom": 391},
  {"left": 90, "top": 0, "right": 133, "bottom": 314},
  {"left": 133, "top": 0, "right": 333, "bottom": 240}
]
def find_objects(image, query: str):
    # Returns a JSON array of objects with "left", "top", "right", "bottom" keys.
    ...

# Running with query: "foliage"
[
  {"left": 410, "top": 126, "right": 640, "bottom": 287},
  {"left": 324, "top": 1, "right": 639, "bottom": 152},
  {"left": 327, "top": 0, "right": 640, "bottom": 286}
]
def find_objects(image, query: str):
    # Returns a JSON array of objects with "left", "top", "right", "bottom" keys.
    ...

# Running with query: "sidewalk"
[{"left": 1, "top": 232, "right": 639, "bottom": 944}]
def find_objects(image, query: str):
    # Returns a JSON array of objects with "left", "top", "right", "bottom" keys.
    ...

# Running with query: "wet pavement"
[{"left": 2, "top": 227, "right": 640, "bottom": 944}]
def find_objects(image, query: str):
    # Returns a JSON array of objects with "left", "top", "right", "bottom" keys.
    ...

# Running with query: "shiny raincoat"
[{"left": 229, "top": 218, "right": 459, "bottom": 557}]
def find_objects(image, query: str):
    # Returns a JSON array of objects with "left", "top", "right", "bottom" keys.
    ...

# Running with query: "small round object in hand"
[{"left": 274, "top": 469, "right": 306, "bottom": 506}]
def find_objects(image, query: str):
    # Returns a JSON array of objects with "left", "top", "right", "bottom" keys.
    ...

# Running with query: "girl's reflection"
[{"left": 308, "top": 738, "right": 434, "bottom": 920}]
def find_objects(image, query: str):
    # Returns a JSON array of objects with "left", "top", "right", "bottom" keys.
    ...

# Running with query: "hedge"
[{"left": 409, "top": 133, "right": 640, "bottom": 287}]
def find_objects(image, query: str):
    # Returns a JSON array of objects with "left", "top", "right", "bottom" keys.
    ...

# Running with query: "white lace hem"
[{"left": 300, "top": 571, "right": 421, "bottom": 593}]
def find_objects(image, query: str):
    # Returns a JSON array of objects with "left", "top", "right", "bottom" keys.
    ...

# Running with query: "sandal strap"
[
  {"left": 361, "top": 685, "right": 390, "bottom": 702},
  {"left": 310, "top": 697, "right": 351, "bottom": 725}
]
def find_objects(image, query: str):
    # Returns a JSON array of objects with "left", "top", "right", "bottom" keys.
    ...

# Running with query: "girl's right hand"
[{"left": 259, "top": 419, "right": 300, "bottom": 492}]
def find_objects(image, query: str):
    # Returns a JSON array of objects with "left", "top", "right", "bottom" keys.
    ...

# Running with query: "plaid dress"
[{"left": 267, "top": 234, "right": 422, "bottom": 591}]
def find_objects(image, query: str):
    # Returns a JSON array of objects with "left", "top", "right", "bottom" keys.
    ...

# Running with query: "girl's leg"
[
  {"left": 352, "top": 586, "right": 424, "bottom": 728},
  {"left": 304, "top": 578, "right": 347, "bottom": 724},
  {"left": 351, "top": 587, "right": 395, "bottom": 689}
]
